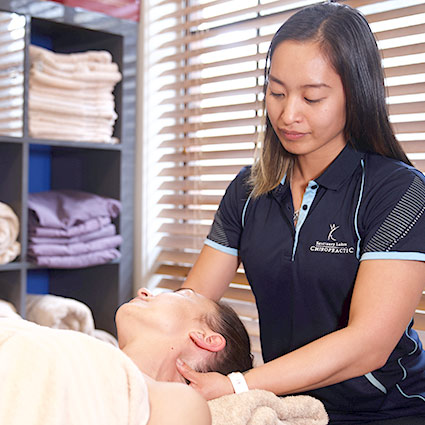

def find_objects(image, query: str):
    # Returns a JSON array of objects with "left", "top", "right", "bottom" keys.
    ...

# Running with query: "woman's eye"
[
  {"left": 305, "top": 97, "right": 321, "bottom": 104},
  {"left": 270, "top": 91, "right": 284, "bottom": 98}
]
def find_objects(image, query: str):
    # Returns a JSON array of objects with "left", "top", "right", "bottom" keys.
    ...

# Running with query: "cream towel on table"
[
  {"left": 26, "top": 294, "right": 94, "bottom": 334},
  {"left": 208, "top": 389, "right": 328, "bottom": 425},
  {"left": 0, "top": 318, "right": 149, "bottom": 425},
  {"left": 0, "top": 202, "right": 20, "bottom": 264},
  {"left": 25, "top": 294, "right": 118, "bottom": 346}
]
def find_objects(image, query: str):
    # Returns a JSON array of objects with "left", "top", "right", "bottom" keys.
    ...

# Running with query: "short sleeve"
[
  {"left": 205, "top": 167, "right": 251, "bottom": 256},
  {"left": 360, "top": 167, "right": 425, "bottom": 262}
]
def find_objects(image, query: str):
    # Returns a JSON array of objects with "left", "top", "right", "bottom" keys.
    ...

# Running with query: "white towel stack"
[
  {"left": 28, "top": 45, "right": 122, "bottom": 144},
  {"left": 0, "top": 202, "right": 20, "bottom": 265},
  {"left": 0, "top": 12, "right": 26, "bottom": 137}
]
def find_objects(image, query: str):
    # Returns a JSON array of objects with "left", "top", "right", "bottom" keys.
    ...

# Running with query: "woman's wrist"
[{"left": 227, "top": 372, "right": 249, "bottom": 394}]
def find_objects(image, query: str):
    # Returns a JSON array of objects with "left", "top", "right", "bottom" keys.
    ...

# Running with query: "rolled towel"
[
  {"left": 25, "top": 294, "right": 118, "bottom": 346},
  {"left": 0, "top": 202, "right": 20, "bottom": 264},
  {"left": 26, "top": 294, "right": 95, "bottom": 334},
  {"left": 208, "top": 389, "right": 328, "bottom": 425}
]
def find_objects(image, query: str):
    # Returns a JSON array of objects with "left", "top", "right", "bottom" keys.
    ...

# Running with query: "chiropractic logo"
[
  {"left": 327, "top": 224, "right": 339, "bottom": 241},
  {"left": 310, "top": 224, "right": 355, "bottom": 255}
]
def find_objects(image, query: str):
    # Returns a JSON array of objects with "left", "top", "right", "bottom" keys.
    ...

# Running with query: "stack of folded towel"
[
  {"left": 28, "top": 190, "right": 122, "bottom": 268},
  {"left": 28, "top": 44, "right": 122, "bottom": 144},
  {"left": 0, "top": 202, "right": 20, "bottom": 265},
  {"left": 0, "top": 12, "right": 25, "bottom": 137}
]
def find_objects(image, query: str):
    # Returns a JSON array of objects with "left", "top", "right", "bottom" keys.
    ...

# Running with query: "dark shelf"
[{"left": 0, "top": 1, "right": 137, "bottom": 334}]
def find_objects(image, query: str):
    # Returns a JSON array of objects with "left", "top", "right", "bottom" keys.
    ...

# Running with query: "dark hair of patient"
[{"left": 202, "top": 301, "right": 254, "bottom": 375}]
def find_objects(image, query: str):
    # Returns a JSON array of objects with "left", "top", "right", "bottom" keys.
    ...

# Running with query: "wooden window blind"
[{"left": 149, "top": 0, "right": 425, "bottom": 363}]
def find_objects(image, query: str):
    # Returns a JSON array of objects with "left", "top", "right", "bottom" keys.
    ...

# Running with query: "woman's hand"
[{"left": 176, "top": 359, "right": 234, "bottom": 400}]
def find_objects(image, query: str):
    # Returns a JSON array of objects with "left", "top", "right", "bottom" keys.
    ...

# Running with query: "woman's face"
[
  {"left": 116, "top": 288, "right": 216, "bottom": 338},
  {"left": 265, "top": 40, "right": 347, "bottom": 160}
]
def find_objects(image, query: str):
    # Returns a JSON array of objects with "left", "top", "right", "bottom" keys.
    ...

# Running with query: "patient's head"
[{"left": 115, "top": 288, "right": 253, "bottom": 382}]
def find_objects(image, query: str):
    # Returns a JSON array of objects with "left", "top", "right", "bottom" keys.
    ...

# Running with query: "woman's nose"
[
  {"left": 280, "top": 97, "right": 302, "bottom": 125},
  {"left": 137, "top": 288, "right": 153, "bottom": 298}
]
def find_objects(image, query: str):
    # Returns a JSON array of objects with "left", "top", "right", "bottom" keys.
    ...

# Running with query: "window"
[{"left": 142, "top": 0, "right": 425, "bottom": 363}]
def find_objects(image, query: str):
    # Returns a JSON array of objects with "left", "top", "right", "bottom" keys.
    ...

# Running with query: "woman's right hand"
[{"left": 176, "top": 358, "right": 235, "bottom": 400}]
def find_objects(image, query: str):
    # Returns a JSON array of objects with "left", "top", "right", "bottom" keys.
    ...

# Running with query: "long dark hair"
[
  {"left": 203, "top": 301, "right": 253, "bottom": 375},
  {"left": 250, "top": 1, "right": 411, "bottom": 196}
]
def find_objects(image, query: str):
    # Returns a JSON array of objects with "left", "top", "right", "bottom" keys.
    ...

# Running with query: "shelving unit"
[{"left": 0, "top": 1, "right": 138, "bottom": 334}]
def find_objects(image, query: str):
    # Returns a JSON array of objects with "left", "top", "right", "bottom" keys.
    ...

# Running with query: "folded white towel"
[
  {"left": 0, "top": 202, "right": 20, "bottom": 264},
  {"left": 30, "top": 44, "right": 113, "bottom": 64},
  {"left": 208, "top": 389, "right": 328, "bottom": 425}
]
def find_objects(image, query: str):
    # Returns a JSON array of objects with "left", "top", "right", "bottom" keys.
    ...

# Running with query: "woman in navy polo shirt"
[{"left": 176, "top": 3, "right": 425, "bottom": 424}]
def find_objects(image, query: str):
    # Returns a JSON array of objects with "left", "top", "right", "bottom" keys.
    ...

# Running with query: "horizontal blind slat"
[
  {"left": 159, "top": 117, "right": 262, "bottom": 134},
  {"left": 159, "top": 134, "right": 257, "bottom": 148},
  {"left": 160, "top": 149, "right": 255, "bottom": 162},
  {"left": 159, "top": 164, "right": 245, "bottom": 176},
  {"left": 159, "top": 194, "right": 222, "bottom": 205},
  {"left": 156, "top": 250, "right": 200, "bottom": 265},
  {"left": 158, "top": 208, "right": 216, "bottom": 220},
  {"left": 160, "top": 101, "right": 263, "bottom": 119},
  {"left": 159, "top": 180, "right": 231, "bottom": 191},
  {"left": 159, "top": 222, "right": 211, "bottom": 236}
]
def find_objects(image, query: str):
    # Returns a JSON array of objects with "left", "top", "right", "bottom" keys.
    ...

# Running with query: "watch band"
[{"left": 227, "top": 372, "right": 249, "bottom": 394}]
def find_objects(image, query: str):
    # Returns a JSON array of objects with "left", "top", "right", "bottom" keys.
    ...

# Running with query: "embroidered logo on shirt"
[
  {"left": 327, "top": 224, "right": 340, "bottom": 241},
  {"left": 310, "top": 224, "right": 355, "bottom": 255}
]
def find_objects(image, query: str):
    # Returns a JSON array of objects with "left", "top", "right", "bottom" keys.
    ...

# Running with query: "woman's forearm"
[{"left": 244, "top": 326, "right": 385, "bottom": 395}]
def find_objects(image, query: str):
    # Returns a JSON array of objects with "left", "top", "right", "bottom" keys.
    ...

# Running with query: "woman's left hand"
[{"left": 176, "top": 358, "right": 234, "bottom": 400}]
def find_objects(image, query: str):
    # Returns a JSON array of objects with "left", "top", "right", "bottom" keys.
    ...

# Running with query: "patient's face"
[{"left": 116, "top": 288, "right": 216, "bottom": 338}]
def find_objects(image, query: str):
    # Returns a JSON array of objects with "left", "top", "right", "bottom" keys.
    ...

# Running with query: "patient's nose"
[{"left": 137, "top": 288, "right": 153, "bottom": 299}]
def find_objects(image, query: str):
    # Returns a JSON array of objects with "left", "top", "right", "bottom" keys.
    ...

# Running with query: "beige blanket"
[
  {"left": 0, "top": 318, "right": 149, "bottom": 425},
  {"left": 208, "top": 389, "right": 328, "bottom": 425}
]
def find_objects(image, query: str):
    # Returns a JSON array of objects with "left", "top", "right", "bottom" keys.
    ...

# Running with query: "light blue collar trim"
[{"left": 292, "top": 180, "right": 319, "bottom": 261}]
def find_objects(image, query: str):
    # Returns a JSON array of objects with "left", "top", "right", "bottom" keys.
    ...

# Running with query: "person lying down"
[{"left": 0, "top": 288, "right": 253, "bottom": 425}]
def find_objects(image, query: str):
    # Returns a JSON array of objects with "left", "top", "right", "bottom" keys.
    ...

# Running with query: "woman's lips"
[{"left": 280, "top": 130, "right": 307, "bottom": 141}]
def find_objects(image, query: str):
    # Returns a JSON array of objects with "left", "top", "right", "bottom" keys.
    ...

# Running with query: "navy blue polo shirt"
[{"left": 205, "top": 144, "right": 425, "bottom": 423}]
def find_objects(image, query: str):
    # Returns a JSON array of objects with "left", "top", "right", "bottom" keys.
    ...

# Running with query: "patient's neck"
[{"left": 121, "top": 337, "right": 183, "bottom": 383}]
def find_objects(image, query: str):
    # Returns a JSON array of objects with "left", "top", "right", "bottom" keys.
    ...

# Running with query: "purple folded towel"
[
  {"left": 28, "top": 190, "right": 121, "bottom": 229},
  {"left": 29, "top": 215, "right": 111, "bottom": 238},
  {"left": 28, "top": 248, "right": 121, "bottom": 268},
  {"left": 28, "top": 235, "right": 122, "bottom": 257},
  {"left": 28, "top": 223, "right": 117, "bottom": 245}
]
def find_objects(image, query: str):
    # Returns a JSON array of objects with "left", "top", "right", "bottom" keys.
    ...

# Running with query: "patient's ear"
[{"left": 189, "top": 331, "right": 226, "bottom": 353}]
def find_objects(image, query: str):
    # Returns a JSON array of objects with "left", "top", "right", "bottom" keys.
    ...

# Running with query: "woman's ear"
[{"left": 189, "top": 331, "right": 226, "bottom": 353}]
